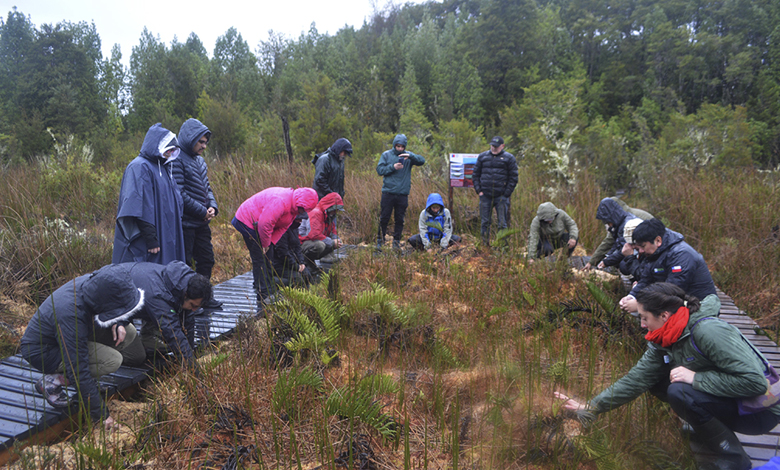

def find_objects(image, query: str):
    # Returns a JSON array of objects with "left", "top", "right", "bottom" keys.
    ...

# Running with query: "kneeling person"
[
  {"left": 20, "top": 264, "right": 145, "bottom": 430},
  {"left": 408, "top": 193, "right": 461, "bottom": 251},
  {"left": 527, "top": 202, "right": 578, "bottom": 260},
  {"left": 300, "top": 193, "right": 344, "bottom": 271}
]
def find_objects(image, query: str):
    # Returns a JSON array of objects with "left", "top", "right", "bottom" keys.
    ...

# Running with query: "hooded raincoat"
[
  {"left": 416, "top": 193, "right": 454, "bottom": 249},
  {"left": 234, "top": 187, "right": 319, "bottom": 249},
  {"left": 590, "top": 197, "right": 653, "bottom": 266},
  {"left": 172, "top": 119, "right": 217, "bottom": 229},
  {"left": 113, "top": 123, "right": 185, "bottom": 265},
  {"left": 526, "top": 202, "right": 579, "bottom": 259},
  {"left": 376, "top": 134, "right": 425, "bottom": 195},
  {"left": 20, "top": 265, "right": 144, "bottom": 421},
  {"left": 594, "top": 197, "right": 638, "bottom": 267},
  {"left": 312, "top": 138, "right": 351, "bottom": 199},
  {"left": 300, "top": 192, "right": 342, "bottom": 243}
]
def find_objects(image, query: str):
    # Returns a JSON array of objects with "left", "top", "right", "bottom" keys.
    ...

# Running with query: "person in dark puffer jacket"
[
  {"left": 473, "top": 136, "right": 518, "bottom": 245},
  {"left": 20, "top": 264, "right": 145, "bottom": 430},
  {"left": 312, "top": 137, "right": 352, "bottom": 200},
  {"left": 619, "top": 218, "right": 716, "bottom": 314},
  {"left": 172, "top": 119, "right": 219, "bottom": 309}
]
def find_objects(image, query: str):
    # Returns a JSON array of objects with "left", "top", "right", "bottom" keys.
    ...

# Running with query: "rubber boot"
[{"left": 688, "top": 418, "right": 751, "bottom": 470}]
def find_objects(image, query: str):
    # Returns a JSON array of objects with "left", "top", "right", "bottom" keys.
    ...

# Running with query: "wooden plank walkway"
[
  {"left": 0, "top": 271, "right": 258, "bottom": 463},
  {"left": 718, "top": 288, "right": 780, "bottom": 465}
]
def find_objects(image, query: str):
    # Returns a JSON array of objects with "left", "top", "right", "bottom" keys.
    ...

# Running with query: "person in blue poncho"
[
  {"left": 113, "top": 123, "right": 185, "bottom": 265},
  {"left": 408, "top": 193, "right": 461, "bottom": 252}
]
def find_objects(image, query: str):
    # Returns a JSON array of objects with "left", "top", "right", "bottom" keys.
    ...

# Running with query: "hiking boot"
[
  {"left": 689, "top": 418, "right": 752, "bottom": 470},
  {"left": 392, "top": 240, "right": 401, "bottom": 251},
  {"left": 35, "top": 374, "right": 71, "bottom": 408},
  {"left": 320, "top": 252, "right": 339, "bottom": 264}
]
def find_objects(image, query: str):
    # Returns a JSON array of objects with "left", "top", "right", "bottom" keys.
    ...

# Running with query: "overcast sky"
[{"left": 3, "top": 0, "right": 428, "bottom": 64}]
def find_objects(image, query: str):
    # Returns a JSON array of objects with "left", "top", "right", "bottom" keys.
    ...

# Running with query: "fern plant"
[
  {"left": 326, "top": 374, "right": 400, "bottom": 440},
  {"left": 272, "top": 366, "right": 325, "bottom": 420}
]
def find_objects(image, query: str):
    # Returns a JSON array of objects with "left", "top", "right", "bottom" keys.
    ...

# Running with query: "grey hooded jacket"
[{"left": 172, "top": 118, "right": 218, "bottom": 229}]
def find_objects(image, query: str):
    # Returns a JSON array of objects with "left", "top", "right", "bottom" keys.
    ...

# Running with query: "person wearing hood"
[
  {"left": 526, "top": 202, "right": 579, "bottom": 260},
  {"left": 19, "top": 264, "right": 145, "bottom": 430},
  {"left": 376, "top": 134, "right": 426, "bottom": 249},
  {"left": 300, "top": 192, "right": 345, "bottom": 270},
  {"left": 117, "top": 261, "right": 212, "bottom": 369},
  {"left": 558, "top": 284, "right": 775, "bottom": 470},
  {"left": 312, "top": 137, "right": 352, "bottom": 200},
  {"left": 583, "top": 197, "right": 653, "bottom": 271},
  {"left": 172, "top": 119, "right": 220, "bottom": 308},
  {"left": 232, "top": 187, "right": 318, "bottom": 306},
  {"left": 113, "top": 123, "right": 185, "bottom": 265},
  {"left": 270, "top": 211, "right": 310, "bottom": 287},
  {"left": 584, "top": 197, "right": 640, "bottom": 271},
  {"left": 408, "top": 193, "right": 461, "bottom": 251},
  {"left": 619, "top": 218, "right": 716, "bottom": 313},
  {"left": 473, "top": 136, "right": 519, "bottom": 245}
]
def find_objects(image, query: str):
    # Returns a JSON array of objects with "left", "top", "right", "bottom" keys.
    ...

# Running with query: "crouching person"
[
  {"left": 20, "top": 264, "right": 145, "bottom": 430},
  {"left": 270, "top": 212, "right": 311, "bottom": 287},
  {"left": 118, "top": 261, "right": 211, "bottom": 370},
  {"left": 408, "top": 193, "right": 461, "bottom": 252},
  {"left": 527, "top": 202, "right": 578, "bottom": 261},
  {"left": 300, "top": 192, "right": 345, "bottom": 271},
  {"left": 556, "top": 283, "right": 778, "bottom": 470}
]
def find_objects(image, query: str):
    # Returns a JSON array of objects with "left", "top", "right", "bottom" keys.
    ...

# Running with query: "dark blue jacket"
[
  {"left": 124, "top": 261, "right": 198, "bottom": 365},
  {"left": 629, "top": 229, "right": 717, "bottom": 301},
  {"left": 113, "top": 123, "right": 185, "bottom": 264},
  {"left": 312, "top": 138, "right": 350, "bottom": 199},
  {"left": 20, "top": 265, "right": 144, "bottom": 421},
  {"left": 595, "top": 197, "right": 638, "bottom": 267},
  {"left": 172, "top": 119, "right": 218, "bottom": 229}
]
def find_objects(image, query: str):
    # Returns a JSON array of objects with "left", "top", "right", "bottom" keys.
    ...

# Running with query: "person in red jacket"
[{"left": 299, "top": 192, "right": 344, "bottom": 271}]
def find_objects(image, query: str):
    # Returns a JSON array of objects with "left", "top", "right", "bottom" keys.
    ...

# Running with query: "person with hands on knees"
[
  {"left": 232, "top": 187, "right": 318, "bottom": 307},
  {"left": 19, "top": 264, "right": 145, "bottom": 431},
  {"left": 526, "top": 202, "right": 578, "bottom": 262},
  {"left": 376, "top": 134, "right": 425, "bottom": 250},
  {"left": 408, "top": 192, "right": 461, "bottom": 252},
  {"left": 556, "top": 283, "right": 777, "bottom": 470},
  {"left": 113, "top": 123, "right": 185, "bottom": 265},
  {"left": 473, "top": 136, "right": 518, "bottom": 246},
  {"left": 618, "top": 218, "right": 716, "bottom": 314}
]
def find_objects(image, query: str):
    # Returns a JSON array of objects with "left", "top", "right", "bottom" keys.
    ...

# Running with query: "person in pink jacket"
[{"left": 232, "top": 187, "right": 318, "bottom": 306}]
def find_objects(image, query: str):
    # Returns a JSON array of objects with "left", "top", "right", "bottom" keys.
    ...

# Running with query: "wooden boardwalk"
[{"left": 0, "top": 272, "right": 258, "bottom": 464}]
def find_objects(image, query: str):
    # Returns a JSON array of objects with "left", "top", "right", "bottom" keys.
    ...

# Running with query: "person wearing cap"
[
  {"left": 312, "top": 137, "right": 352, "bottom": 200},
  {"left": 583, "top": 197, "right": 653, "bottom": 271},
  {"left": 19, "top": 264, "right": 145, "bottom": 430},
  {"left": 269, "top": 211, "right": 311, "bottom": 287},
  {"left": 172, "top": 119, "right": 221, "bottom": 308},
  {"left": 526, "top": 202, "right": 578, "bottom": 260},
  {"left": 113, "top": 123, "right": 185, "bottom": 265},
  {"left": 408, "top": 193, "right": 461, "bottom": 252},
  {"left": 473, "top": 136, "right": 518, "bottom": 245},
  {"left": 376, "top": 134, "right": 426, "bottom": 250},
  {"left": 619, "top": 218, "right": 717, "bottom": 313},
  {"left": 300, "top": 192, "right": 345, "bottom": 271},
  {"left": 232, "top": 187, "right": 319, "bottom": 307}
]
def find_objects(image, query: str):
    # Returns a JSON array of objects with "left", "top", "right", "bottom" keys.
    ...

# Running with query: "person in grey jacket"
[
  {"left": 19, "top": 264, "right": 145, "bottom": 430},
  {"left": 376, "top": 134, "right": 425, "bottom": 249},
  {"left": 526, "top": 202, "right": 578, "bottom": 260},
  {"left": 473, "top": 136, "right": 518, "bottom": 245},
  {"left": 172, "top": 119, "right": 220, "bottom": 308},
  {"left": 557, "top": 283, "right": 777, "bottom": 469},
  {"left": 118, "top": 261, "right": 212, "bottom": 369}
]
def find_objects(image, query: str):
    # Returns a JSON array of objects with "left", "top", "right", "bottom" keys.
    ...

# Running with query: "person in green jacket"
[
  {"left": 526, "top": 202, "right": 578, "bottom": 260},
  {"left": 376, "top": 134, "right": 425, "bottom": 249},
  {"left": 583, "top": 197, "right": 653, "bottom": 271},
  {"left": 556, "top": 283, "right": 779, "bottom": 469}
]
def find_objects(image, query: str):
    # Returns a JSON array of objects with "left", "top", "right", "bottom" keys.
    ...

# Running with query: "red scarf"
[{"left": 645, "top": 306, "right": 690, "bottom": 347}]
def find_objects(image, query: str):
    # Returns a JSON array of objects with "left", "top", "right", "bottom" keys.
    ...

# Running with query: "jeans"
[
  {"left": 183, "top": 225, "right": 215, "bottom": 279},
  {"left": 479, "top": 195, "right": 508, "bottom": 243},
  {"left": 377, "top": 192, "right": 409, "bottom": 243}
]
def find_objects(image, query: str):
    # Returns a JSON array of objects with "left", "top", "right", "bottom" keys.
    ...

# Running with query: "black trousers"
[
  {"left": 232, "top": 217, "right": 275, "bottom": 298},
  {"left": 183, "top": 225, "right": 215, "bottom": 279},
  {"left": 377, "top": 192, "right": 408, "bottom": 243},
  {"left": 537, "top": 232, "right": 576, "bottom": 258}
]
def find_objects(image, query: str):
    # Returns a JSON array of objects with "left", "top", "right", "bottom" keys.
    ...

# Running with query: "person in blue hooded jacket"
[
  {"left": 619, "top": 218, "right": 716, "bottom": 313},
  {"left": 113, "top": 123, "right": 185, "bottom": 265},
  {"left": 590, "top": 197, "right": 639, "bottom": 270},
  {"left": 172, "top": 119, "right": 219, "bottom": 295},
  {"left": 408, "top": 193, "right": 461, "bottom": 251},
  {"left": 376, "top": 134, "right": 425, "bottom": 249}
]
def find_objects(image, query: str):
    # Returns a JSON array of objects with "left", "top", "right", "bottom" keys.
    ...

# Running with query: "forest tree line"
[{"left": 0, "top": 0, "right": 778, "bottom": 191}]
